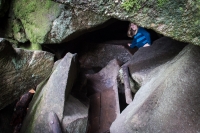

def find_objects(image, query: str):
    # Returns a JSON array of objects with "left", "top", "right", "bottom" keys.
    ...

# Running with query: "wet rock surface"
[{"left": 0, "top": 40, "right": 54, "bottom": 110}]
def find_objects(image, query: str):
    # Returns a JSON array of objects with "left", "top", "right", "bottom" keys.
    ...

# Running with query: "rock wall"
[
  {"left": 59, "top": 0, "right": 200, "bottom": 45},
  {"left": 2, "top": 0, "right": 200, "bottom": 49}
]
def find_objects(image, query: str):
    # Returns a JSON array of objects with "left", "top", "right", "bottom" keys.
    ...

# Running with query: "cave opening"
[
  {"left": 42, "top": 18, "right": 163, "bottom": 117},
  {"left": 42, "top": 18, "right": 162, "bottom": 62}
]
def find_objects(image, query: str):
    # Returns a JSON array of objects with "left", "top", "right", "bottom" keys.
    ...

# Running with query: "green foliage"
[
  {"left": 121, "top": 0, "right": 141, "bottom": 12},
  {"left": 121, "top": 0, "right": 169, "bottom": 12}
]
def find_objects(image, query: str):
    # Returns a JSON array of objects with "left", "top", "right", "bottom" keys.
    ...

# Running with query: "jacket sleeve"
[
  {"left": 142, "top": 30, "right": 151, "bottom": 45},
  {"left": 130, "top": 38, "right": 137, "bottom": 48}
]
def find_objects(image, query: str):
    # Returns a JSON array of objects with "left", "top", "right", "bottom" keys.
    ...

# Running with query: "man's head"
[{"left": 127, "top": 23, "right": 138, "bottom": 37}]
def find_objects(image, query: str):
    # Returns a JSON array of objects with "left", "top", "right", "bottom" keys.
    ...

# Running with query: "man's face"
[{"left": 130, "top": 23, "right": 138, "bottom": 31}]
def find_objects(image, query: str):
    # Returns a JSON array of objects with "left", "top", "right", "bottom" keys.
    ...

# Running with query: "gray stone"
[
  {"left": 86, "top": 59, "right": 121, "bottom": 132},
  {"left": 0, "top": 40, "right": 54, "bottom": 110},
  {"left": 20, "top": 53, "right": 78, "bottom": 133},
  {"left": 5, "top": 0, "right": 200, "bottom": 48},
  {"left": 110, "top": 44, "right": 200, "bottom": 133},
  {"left": 46, "top": 6, "right": 110, "bottom": 44},
  {"left": 3, "top": 0, "right": 200, "bottom": 49},
  {"left": 79, "top": 41, "right": 132, "bottom": 69},
  {"left": 48, "top": 111, "right": 62, "bottom": 133},
  {"left": 62, "top": 95, "right": 89, "bottom": 133},
  {"left": 5, "top": 0, "right": 110, "bottom": 49},
  {"left": 127, "top": 37, "right": 187, "bottom": 88},
  {"left": 57, "top": 0, "right": 200, "bottom": 46}
]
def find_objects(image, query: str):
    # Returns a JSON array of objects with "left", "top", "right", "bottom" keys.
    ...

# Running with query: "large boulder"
[
  {"left": 59, "top": 0, "right": 200, "bottom": 46},
  {"left": 126, "top": 37, "right": 187, "bottom": 88},
  {"left": 110, "top": 43, "right": 200, "bottom": 132},
  {"left": 3, "top": 0, "right": 200, "bottom": 49},
  {"left": 21, "top": 53, "right": 88, "bottom": 133},
  {"left": 0, "top": 40, "right": 54, "bottom": 110}
]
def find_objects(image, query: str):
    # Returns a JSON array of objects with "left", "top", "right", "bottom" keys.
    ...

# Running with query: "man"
[{"left": 127, "top": 23, "right": 151, "bottom": 48}]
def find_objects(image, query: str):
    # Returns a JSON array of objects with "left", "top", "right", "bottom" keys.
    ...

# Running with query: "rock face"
[
  {"left": 21, "top": 53, "right": 88, "bottom": 133},
  {"left": 5, "top": 0, "right": 110, "bottom": 50},
  {"left": 0, "top": 40, "right": 54, "bottom": 110},
  {"left": 57, "top": 0, "right": 200, "bottom": 46},
  {"left": 46, "top": 6, "right": 110, "bottom": 44},
  {"left": 2, "top": 0, "right": 200, "bottom": 49},
  {"left": 110, "top": 43, "right": 200, "bottom": 132}
]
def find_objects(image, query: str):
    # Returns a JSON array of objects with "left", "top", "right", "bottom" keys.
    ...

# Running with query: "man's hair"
[{"left": 127, "top": 23, "right": 136, "bottom": 38}]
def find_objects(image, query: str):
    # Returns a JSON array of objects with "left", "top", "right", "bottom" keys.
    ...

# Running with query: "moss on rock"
[
  {"left": 12, "top": 19, "right": 28, "bottom": 43},
  {"left": 12, "top": 0, "right": 62, "bottom": 50}
]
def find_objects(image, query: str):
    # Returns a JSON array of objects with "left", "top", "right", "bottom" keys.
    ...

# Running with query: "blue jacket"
[{"left": 130, "top": 27, "right": 151, "bottom": 48}]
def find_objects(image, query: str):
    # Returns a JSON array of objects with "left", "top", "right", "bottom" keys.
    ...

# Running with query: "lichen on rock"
[{"left": 46, "top": 6, "right": 110, "bottom": 43}]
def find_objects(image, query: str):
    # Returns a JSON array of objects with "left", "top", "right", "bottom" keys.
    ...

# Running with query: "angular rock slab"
[
  {"left": 86, "top": 59, "right": 121, "bottom": 133},
  {"left": 110, "top": 44, "right": 200, "bottom": 133},
  {"left": 126, "top": 37, "right": 187, "bottom": 87},
  {"left": 21, "top": 53, "right": 78, "bottom": 133},
  {"left": 0, "top": 40, "right": 54, "bottom": 110}
]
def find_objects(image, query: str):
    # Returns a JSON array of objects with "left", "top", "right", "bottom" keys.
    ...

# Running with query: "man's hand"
[
  {"left": 143, "top": 43, "right": 150, "bottom": 47},
  {"left": 128, "top": 43, "right": 131, "bottom": 47}
]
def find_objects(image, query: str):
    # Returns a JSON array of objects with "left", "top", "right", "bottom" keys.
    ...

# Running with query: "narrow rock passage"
[
  {"left": 85, "top": 59, "right": 121, "bottom": 133},
  {"left": 77, "top": 40, "right": 137, "bottom": 133}
]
